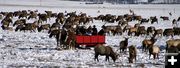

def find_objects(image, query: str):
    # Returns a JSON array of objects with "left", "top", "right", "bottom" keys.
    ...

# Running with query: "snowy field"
[{"left": 0, "top": 0, "right": 180, "bottom": 68}]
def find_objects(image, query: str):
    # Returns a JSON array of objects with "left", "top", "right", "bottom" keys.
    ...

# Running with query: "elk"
[
  {"left": 128, "top": 45, "right": 137, "bottom": 63},
  {"left": 166, "top": 39, "right": 180, "bottom": 51},
  {"left": 120, "top": 37, "right": 129, "bottom": 53},
  {"left": 149, "top": 45, "right": 160, "bottom": 59},
  {"left": 142, "top": 36, "right": 157, "bottom": 52},
  {"left": 94, "top": 44, "right": 118, "bottom": 62}
]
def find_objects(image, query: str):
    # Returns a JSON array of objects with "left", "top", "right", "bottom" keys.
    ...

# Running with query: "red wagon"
[{"left": 75, "top": 35, "right": 105, "bottom": 48}]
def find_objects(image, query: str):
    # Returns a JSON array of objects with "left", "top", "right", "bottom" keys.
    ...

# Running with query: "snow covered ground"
[{"left": 0, "top": 0, "right": 180, "bottom": 68}]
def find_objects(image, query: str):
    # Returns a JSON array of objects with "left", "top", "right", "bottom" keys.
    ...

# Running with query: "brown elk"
[
  {"left": 128, "top": 27, "right": 138, "bottom": 36},
  {"left": 150, "top": 16, "right": 158, "bottom": 24},
  {"left": 128, "top": 45, "right": 137, "bottom": 63},
  {"left": 18, "top": 21, "right": 38, "bottom": 32},
  {"left": 120, "top": 37, "right": 129, "bottom": 53},
  {"left": 137, "top": 26, "right": 146, "bottom": 36},
  {"left": 1, "top": 17, "right": 13, "bottom": 29},
  {"left": 167, "top": 46, "right": 179, "bottom": 53},
  {"left": 140, "top": 18, "right": 149, "bottom": 24},
  {"left": 163, "top": 28, "right": 174, "bottom": 37},
  {"left": 94, "top": 44, "right": 118, "bottom": 62},
  {"left": 38, "top": 13, "right": 48, "bottom": 23},
  {"left": 18, "top": 10, "right": 28, "bottom": 19},
  {"left": 45, "top": 11, "right": 52, "bottom": 20},
  {"left": 154, "top": 29, "right": 163, "bottom": 37},
  {"left": 28, "top": 11, "right": 38, "bottom": 20},
  {"left": 147, "top": 26, "right": 155, "bottom": 35},
  {"left": 38, "top": 24, "right": 50, "bottom": 32},
  {"left": 149, "top": 45, "right": 160, "bottom": 59},
  {"left": 48, "top": 23, "right": 61, "bottom": 33},
  {"left": 142, "top": 36, "right": 157, "bottom": 52},
  {"left": 173, "top": 27, "right": 180, "bottom": 35},
  {"left": 13, "top": 19, "right": 26, "bottom": 26},
  {"left": 160, "top": 16, "right": 169, "bottom": 20},
  {"left": 166, "top": 39, "right": 180, "bottom": 51}
]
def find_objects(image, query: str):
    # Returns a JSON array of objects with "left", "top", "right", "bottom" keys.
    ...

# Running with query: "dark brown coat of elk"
[
  {"left": 154, "top": 29, "right": 163, "bottom": 37},
  {"left": 13, "top": 19, "right": 26, "bottom": 26},
  {"left": 137, "top": 26, "right": 146, "bottom": 36},
  {"left": 18, "top": 10, "right": 28, "bottom": 19},
  {"left": 128, "top": 45, "right": 137, "bottom": 63},
  {"left": 147, "top": 26, "right": 155, "bottom": 35},
  {"left": 163, "top": 28, "right": 174, "bottom": 37},
  {"left": 140, "top": 18, "right": 149, "bottom": 24},
  {"left": 94, "top": 44, "right": 118, "bottom": 62},
  {"left": 19, "top": 21, "right": 38, "bottom": 32},
  {"left": 38, "top": 13, "right": 48, "bottom": 23},
  {"left": 28, "top": 11, "right": 38, "bottom": 20},
  {"left": 160, "top": 16, "right": 169, "bottom": 20},
  {"left": 167, "top": 46, "right": 179, "bottom": 53},
  {"left": 150, "top": 16, "right": 158, "bottom": 24},
  {"left": 38, "top": 24, "right": 50, "bottom": 32},
  {"left": 173, "top": 27, "right": 180, "bottom": 35},
  {"left": 120, "top": 38, "right": 129, "bottom": 52}
]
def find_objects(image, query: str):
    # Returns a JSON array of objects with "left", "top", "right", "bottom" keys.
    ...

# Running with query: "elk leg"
[
  {"left": 157, "top": 53, "right": 159, "bottom": 59},
  {"left": 153, "top": 54, "right": 156, "bottom": 59},
  {"left": 149, "top": 53, "right": 151, "bottom": 59}
]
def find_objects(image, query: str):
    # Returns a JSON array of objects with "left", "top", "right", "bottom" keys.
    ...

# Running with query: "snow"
[{"left": 0, "top": 0, "right": 180, "bottom": 68}]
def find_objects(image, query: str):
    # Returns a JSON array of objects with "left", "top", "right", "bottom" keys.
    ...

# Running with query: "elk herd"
[{"left": 0, "top": 10, "right": 180, "bottom": 63}]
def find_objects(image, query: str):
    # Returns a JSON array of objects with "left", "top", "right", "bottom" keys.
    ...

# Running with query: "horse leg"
[
  {"left": 106, "top": 55, "right": 109, "bottom": 62},
  {"left": 94, "top": 54, "right": 99, "bottom": 62}
]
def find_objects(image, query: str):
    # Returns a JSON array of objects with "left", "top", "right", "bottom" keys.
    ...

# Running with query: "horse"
[
  {"left": 49, "top": 28, "right": 69, "bottom": 50},
  {"left": 94, "top": 44, "right": 118, "bottom": 62},
  {"left": 128, "top": 45, "right": 137, "bottom": 63}
]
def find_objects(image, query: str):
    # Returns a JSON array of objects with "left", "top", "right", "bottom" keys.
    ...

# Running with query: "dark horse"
[{"left": 49, "top": 28, "right": 68, "bottom": 49}]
